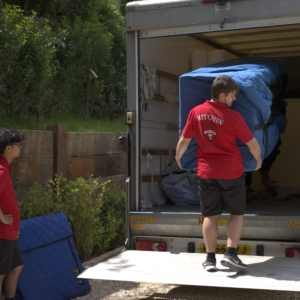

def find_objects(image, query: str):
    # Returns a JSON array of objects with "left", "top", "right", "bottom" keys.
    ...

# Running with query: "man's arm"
[
  {"left": 175, "top": 135, "right": 192, "bottom": 169},
  {"left": 246, "top": 137, "right": 262, "bottom": 171}
]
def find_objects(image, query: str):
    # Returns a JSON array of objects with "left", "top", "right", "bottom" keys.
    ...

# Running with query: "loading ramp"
[{"left": 79, "top": 251, "right": 300, "bottom": 292}]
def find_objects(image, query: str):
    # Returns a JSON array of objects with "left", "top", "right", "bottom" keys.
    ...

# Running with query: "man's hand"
[
  {"left": 246, "top": 137, "right": 262, "bottom": 172},
  {"left": 255, "top": 161, "right": 261, "bottom": 171},
  {"left": 16, "top": 231, "right": 21, "bottom": 239},
  {"left": 0, "top": 214, "right": 13, "bottom": 225}
]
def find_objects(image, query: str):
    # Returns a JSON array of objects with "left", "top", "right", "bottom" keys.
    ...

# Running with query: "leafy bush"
[
  {"left": 97, "top": 186, "right": 126, "bottom": 253},
  {"left": 19, "top": 175, "right": 127, "bottom": 261}
]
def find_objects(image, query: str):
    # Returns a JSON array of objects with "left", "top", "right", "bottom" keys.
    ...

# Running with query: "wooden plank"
[
  {"left": 67, "top": 132, "right": 127, "bottom": 157},
  {"left": 55, "top": 124, "right": 67, "bottom": 177},
  {"left": 100, "top": 174, "right": 127, "bottom": 191},
  {"left": 68, "top": 154, "right": 127, "bottom": 180},
  {"left": 142, "top": 175, "right": 162, "bottom": 182},
  {"left": 17, "top": 130, "right": 54, "bottom": 159},
  {"left": 43, "top": 125, "right": 55, "bottom": 131},
  {"left": 153, "top": 94, "right": 165, "bottom": 102},
  {"left": 142, "top": 149, "right": 176, "bottom": 156},
  {"left": 156, "top": 69, "right": 179, "bottom": 81},
  {"left": 11, "top": 158, "right": 54, "bottom": 188}
]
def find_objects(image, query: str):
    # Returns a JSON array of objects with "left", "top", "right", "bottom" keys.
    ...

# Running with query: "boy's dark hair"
[
  {"left": 0, "top": 128, "right": 24, "bottom": 155},
  {"left": 211, "top": 75, "right": 239, "bottom": 100}
]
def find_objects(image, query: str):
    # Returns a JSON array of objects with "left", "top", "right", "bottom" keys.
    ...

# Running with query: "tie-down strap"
[{"left": 254, "top": 123, "right": 268, "bottom": 156}]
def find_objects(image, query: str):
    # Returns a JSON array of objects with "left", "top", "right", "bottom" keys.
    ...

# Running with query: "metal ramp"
[{"left": 79, "top": 251, "right": 300, "bottom": 292}]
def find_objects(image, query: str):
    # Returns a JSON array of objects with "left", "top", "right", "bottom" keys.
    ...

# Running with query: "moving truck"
[{"left": 80, "top": 0, "right": 300, "bottom": 291}]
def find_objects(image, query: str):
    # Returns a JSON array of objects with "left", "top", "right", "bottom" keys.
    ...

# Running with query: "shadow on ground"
[{"left": 138, "top": 285, "right": 300, "bottom": 300}]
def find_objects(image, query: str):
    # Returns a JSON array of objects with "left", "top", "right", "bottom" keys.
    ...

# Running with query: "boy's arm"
[{"left": 0, "top": 170, "right": 13, "bottom": 225}]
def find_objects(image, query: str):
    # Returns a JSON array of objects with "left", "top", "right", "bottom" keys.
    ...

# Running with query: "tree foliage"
[
  {"left": 0, "top": 6, "right": 57, "bottom": 122},
  {"left": 0, "top": 0, "right": 128, "bottom": 122}
]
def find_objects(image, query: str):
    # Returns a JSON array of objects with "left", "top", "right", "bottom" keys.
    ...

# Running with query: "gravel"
[{"left": 75, "top": 280, "right": 300, "bottom": 300}]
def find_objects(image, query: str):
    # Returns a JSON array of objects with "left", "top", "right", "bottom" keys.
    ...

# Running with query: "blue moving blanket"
[
  {"left": 179, "top": 57, "right": 288, "bottom": 172},
  {"left": 16, "top": 212, "right": 91, "bottom": 300}
]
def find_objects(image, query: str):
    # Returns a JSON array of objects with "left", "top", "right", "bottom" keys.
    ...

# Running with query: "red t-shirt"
[
  {"left": 182, "top": 100, "right": 254, "bottom": 179},
  {"left": 0, "top": 155, "right": 20, "bottom": 240}
]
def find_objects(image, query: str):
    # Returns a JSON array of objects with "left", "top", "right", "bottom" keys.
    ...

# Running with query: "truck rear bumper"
[{"left": 134, "top": 235, "right": 300, "bottom": 257}]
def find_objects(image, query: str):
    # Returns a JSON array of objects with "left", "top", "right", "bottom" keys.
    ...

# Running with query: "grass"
[{"left": 0, "top": 111, "right": 127, "bottom": 132}]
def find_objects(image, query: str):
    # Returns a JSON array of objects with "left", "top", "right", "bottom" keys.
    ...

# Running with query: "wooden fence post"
[{"left": 44, "top": 124, "right": 68, "bottom": 178}]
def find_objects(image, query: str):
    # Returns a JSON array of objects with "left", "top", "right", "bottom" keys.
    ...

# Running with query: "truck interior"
[{"left": 140, "top": 24, "right": 300, "bottom": 216}]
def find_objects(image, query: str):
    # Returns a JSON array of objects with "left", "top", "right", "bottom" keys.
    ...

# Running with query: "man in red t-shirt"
[
  {"left": 176, "top": 75, "right": 261, "bottom": 272},
  {"left": 0, "top": 128, "right": 24, "bottom": 300}
]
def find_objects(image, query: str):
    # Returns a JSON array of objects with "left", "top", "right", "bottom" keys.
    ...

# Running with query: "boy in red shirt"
[
  {"left": 0, "top": 128, "right": 24, "bottom": 300},
  {"left": 176, "top": 75, "right": 261, "bottom": 272}
]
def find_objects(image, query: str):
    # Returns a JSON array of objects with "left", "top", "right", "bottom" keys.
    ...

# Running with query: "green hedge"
[{"left": 19, "top": 175, "right": 126, "bottom": 262}]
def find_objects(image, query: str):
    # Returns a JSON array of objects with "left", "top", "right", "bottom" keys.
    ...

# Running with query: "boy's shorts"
[
  {"left": 0, "top": 239, "right": 24, "bottom": 275},
  {"left": 198, "top": 174, "right": 246, "bottom": 216}
]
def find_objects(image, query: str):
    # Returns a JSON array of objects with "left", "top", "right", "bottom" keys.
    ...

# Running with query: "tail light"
[
  {"left": 135, "top": 241, "right": 166, "bottom": 251},
  {"left": 286, "top": 248, "right": 300, "bottom": 258}
]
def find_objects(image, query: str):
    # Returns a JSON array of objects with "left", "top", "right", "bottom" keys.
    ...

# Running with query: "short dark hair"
[
  {"left": 0, "top": 128, "right": 24, "bottom": 154},
  {"left": 211, "top": 75, "right": 239, "bottom": 100}
]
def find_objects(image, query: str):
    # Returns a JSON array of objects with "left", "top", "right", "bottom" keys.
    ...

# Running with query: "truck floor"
[{"left": 144, "top": 198, "right": 300, "bottom": 216}]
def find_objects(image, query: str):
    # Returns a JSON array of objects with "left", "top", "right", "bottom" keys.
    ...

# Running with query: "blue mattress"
[
  {"left": 16, "top": 212, "right": 91, "bottom": 300},
  {"left": 179, "top": 57, "right": 288, "bottom": 172}
]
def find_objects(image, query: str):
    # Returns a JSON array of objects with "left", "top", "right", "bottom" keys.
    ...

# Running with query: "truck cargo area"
[{"left": 140, "top": 24, "right": 300, "bottom": 217}]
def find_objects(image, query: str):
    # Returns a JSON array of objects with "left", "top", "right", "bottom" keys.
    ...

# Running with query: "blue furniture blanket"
[
  {"left": 16, "top": 212, "right": 91, "bottom": 300},
  {"left": 179, "top": 57, "right": 288, "bottom": 172}
]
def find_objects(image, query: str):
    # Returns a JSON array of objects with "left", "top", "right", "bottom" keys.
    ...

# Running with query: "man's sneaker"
[
  {"left": 202, "top": 259, "right": 217, "bottom": 272},
  {"left": 221, "top": 254, "right": 248, "bottom": 271}
]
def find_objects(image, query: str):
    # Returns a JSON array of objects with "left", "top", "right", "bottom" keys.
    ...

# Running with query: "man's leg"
[
  {"left": 198, "top": 177, "right": 222, "bottom": 272},
  {"left": 260, "top": 138, "right": 281, "bottom": 198},
  {"left": 203, "top": 215, "right": 219, "bottom": 252},
  {"left": 219, "top": 176, "right": 248, "bottom": 271},
  {"left": 0, "top": 274, "right": 5, "bottom": 296},
  {"left": 227, "top": 214, "right": 244, "bottom": 248},
  {"left": 3, "top": 265, "right": 23, "bottom": 299}
]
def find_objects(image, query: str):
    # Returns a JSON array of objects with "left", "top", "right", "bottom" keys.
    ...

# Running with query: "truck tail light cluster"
[
  {"left": 135, "top": 241, "right": 166, "bottom": 251},
  {"left": 286, "top": 248, "right": 300, "bottom": 258}
]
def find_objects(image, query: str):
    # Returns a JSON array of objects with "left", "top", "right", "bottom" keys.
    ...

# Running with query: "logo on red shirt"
[{"left": 203, "top": 123, "right": 217, "bottom": 141}]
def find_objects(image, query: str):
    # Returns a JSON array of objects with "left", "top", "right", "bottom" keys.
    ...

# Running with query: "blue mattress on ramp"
[
  {"left": 179, "top": 57, "right": 288, "bottom": 172},
  {"left": 16, "top": 212, "right": 91, "bottom": 300}
]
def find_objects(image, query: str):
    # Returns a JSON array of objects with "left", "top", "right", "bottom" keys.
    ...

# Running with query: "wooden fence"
[{"left": 11, "top": 130, "right": 127, "bottom": 199}]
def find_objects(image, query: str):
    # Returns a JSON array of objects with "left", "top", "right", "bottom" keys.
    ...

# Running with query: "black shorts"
[
  {"left": 0, "top": 239, "right": 24, "bottom": 275},
  {"left": 198, "top": 174, "right": 246, "bottom": 216}
]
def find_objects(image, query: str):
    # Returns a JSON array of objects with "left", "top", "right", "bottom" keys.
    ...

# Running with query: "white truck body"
[{"left": 80, "top": 0, "right": 300, "bottom": 291}]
